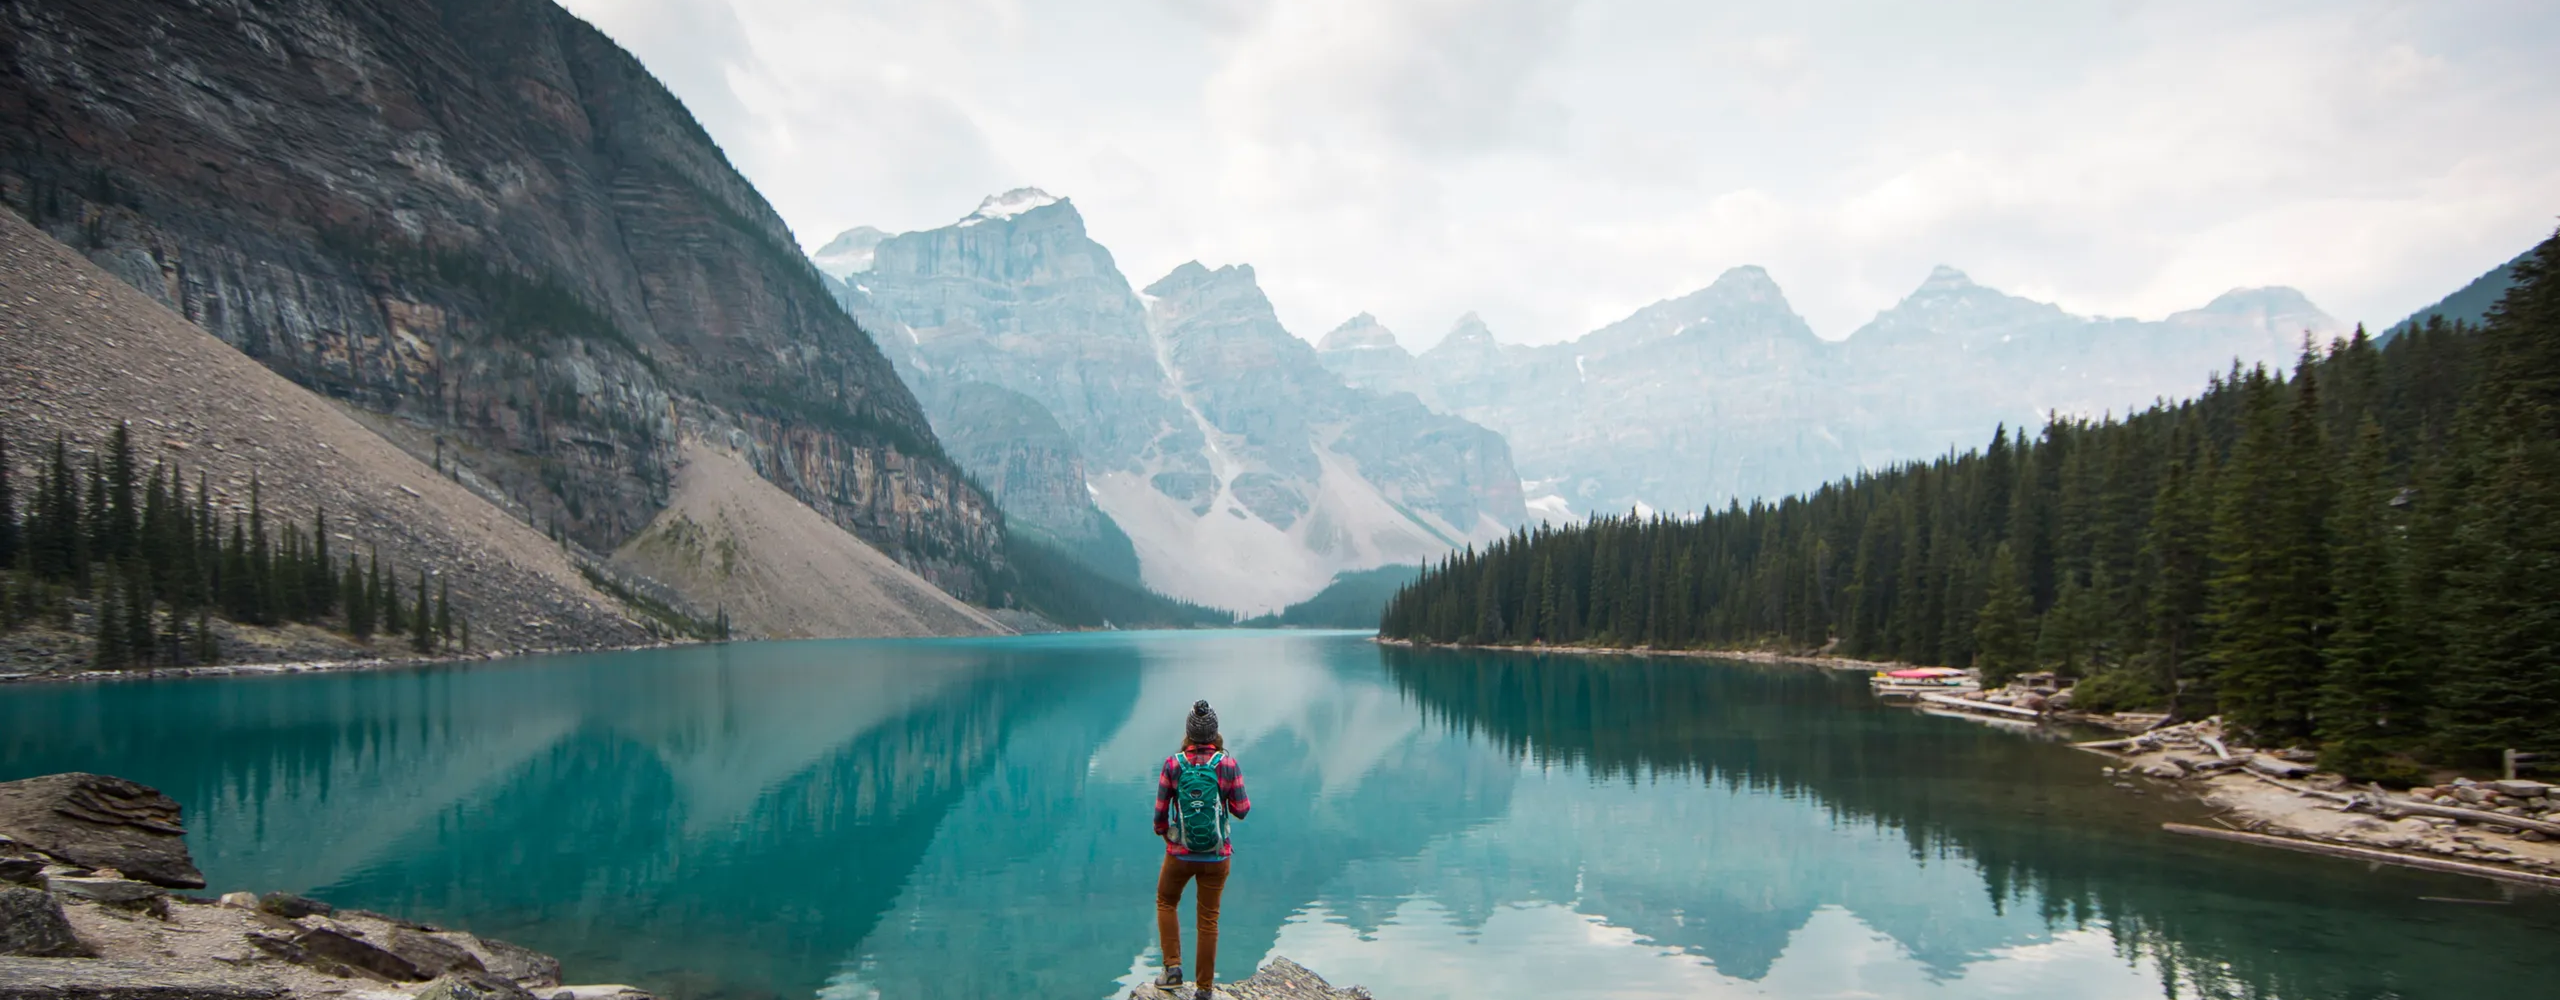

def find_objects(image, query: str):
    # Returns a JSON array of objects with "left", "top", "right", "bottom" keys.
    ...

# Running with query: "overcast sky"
[{"left": 558, "top": 0, "right": 2560, "bottom": 348}]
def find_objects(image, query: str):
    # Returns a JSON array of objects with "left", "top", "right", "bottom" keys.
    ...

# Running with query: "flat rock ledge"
[
  {"left": 1129, "top": 958, "right": 1372, "bottom": 1000},
  {"left": 0, "top": 774, "right": 652, "bottom": 1000}
]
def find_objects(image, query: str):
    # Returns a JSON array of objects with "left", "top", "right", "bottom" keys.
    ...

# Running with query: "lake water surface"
[{"left": 3, "top": 631, "right": 2554, "bottom": 999}]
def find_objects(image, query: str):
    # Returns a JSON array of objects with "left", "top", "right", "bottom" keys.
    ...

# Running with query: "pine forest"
[
  {"left": 1382, "top": 228, "right": 2560, "bottom": 778},
  {"left": 0, "top": 421, "right": 468, "bottom": 668}
]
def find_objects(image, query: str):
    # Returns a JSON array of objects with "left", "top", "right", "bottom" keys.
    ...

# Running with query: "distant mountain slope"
[
  {"left": 1243, "top": 565, "right": 1422, "bottom": 629},
  {"left": 1326, "top": 267, "right": 2339, "bottom": 516},
  {"left": 0, "top": 209, "right": 647, "bottom": 652},
  {"left": 612, "top": 442, "right": 1005, "bottom": 640},
  {"left": 828, "top": 191, "right": 1525, "bottom": 614},
  {"left": 2387, "top": 249, "right": 2526, "bottom": 339},
  {"left": 0, "top": 0, "right": 1001, "bottom": 600}
]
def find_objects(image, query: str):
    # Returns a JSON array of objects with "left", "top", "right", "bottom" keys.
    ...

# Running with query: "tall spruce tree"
[
  {"left": 2319, "top": 419, "right": 2417, "bottom": 775},
  {"left": 1973, "top": 542, "right": 2032, "bottom": 683}
]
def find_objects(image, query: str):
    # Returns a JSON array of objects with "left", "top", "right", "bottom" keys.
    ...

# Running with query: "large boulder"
[
  {"left": 385, "top": 928, "right": 489, "bottom": 979},
  {"left": 438, "top": 932, "right": 562, "bottom": 989},
  {"left": 0, "top": 774, "right": 204, "bottom": 889},
  {"left": 0, "top": 885, "right": 93, "bottom": 958},
  {"left": 294, "top": 920, "right": 427, "bottom": 981}
]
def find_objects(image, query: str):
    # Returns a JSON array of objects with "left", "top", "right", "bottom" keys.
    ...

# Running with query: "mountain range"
[
  {"left": 1317, "top": 266, "right": 2343, "bottom": 519},
  {"left": 823, "top": 190, "right": 1524, "bottom": 614}
]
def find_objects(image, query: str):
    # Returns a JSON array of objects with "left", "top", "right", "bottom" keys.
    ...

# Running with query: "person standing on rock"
[{"left": 1153, "top": 699, "right": 1251, "bottom": 997}]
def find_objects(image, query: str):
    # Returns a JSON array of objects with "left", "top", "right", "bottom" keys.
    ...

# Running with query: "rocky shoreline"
[
  {"left": 0, "top": 642, "right": 701, "bottom": 688},
  {"left": 0, "top": 773, "right": 647, "bottom": 999},
  {"left": 2069, "top": 719, "right": 2560, "bottom": 888}
]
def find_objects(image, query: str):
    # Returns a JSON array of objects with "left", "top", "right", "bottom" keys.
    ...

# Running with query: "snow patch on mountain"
[{"left": 958, "top": 187, "right": 1062, "bottom": 226}]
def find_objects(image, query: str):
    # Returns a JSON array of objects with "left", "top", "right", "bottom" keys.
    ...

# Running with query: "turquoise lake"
[{"left": 3, "top": 631, "right": 2554, "bottom": 999}]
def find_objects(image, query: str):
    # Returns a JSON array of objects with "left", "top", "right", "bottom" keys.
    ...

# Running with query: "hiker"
[{"left": 1153, "top": 699, "right": 1251, "bottom": 996}]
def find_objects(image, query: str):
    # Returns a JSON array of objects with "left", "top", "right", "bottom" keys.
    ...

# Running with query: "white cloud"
[{"left": 557, "top": 0, "right": 2560, "bottom": 347}]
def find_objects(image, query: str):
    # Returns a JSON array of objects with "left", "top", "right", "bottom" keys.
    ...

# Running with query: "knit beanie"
[{"left": 1185, "top": 700, "right": 1219, "bottom": 745}]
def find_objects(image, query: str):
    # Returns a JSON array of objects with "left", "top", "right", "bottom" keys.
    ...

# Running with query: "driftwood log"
[
  {"left": 2163, "top": 822, "right": 2560, "bottom": 890},
  {"left": 1918, "top": 692, "right": 2041, "bottom": 718},
  {"left": 2366, "top": 798, "right": 2560, "bottom": 838}
]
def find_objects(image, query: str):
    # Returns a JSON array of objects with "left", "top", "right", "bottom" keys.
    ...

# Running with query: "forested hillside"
[{"left": 1382, "top": 229, "right": 2560, "bottom": 775}]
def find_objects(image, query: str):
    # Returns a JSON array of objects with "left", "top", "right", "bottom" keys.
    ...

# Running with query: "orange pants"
[{"left": 1155, "top": 855, "right": 1231, "bottom": 985}]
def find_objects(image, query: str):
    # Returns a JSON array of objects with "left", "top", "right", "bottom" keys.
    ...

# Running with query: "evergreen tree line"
[
  {"left": 0, "top": 422, "right": 468, "bottom": 667},
  {"left": 1382, "top": 228, "right": 2560, "bottom": 776}
]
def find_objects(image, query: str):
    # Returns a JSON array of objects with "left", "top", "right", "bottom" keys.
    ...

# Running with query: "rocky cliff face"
[
  {"left": 838, "top": 193, "right": 1524, "bottom": 613},
  {"left": 1326, "top": 266, "right": 2338, "bottom": 519},
  {"left": 0, "top": 0, "right": 1001, "bottom": 598}
]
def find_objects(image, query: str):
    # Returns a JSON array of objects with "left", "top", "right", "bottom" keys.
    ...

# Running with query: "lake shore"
[
  {"left": 1381, "top": 636, "right": 2560, "bottom": 893},
  {"left": 1372, "top": 636, "right": 1919, "bottom": 672},
  {"left": 0, "top": 641, "right": 699, "bottom": 687}
]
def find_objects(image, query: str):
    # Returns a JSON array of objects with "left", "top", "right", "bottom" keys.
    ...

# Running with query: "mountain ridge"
[{"left": 0, "top": 0, "right": 1005, "bottom": 601}]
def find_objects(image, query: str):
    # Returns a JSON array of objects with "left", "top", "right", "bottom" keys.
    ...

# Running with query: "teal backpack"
[{"left": 1172, "top": 751, "right": 1228, "bottom": 854}]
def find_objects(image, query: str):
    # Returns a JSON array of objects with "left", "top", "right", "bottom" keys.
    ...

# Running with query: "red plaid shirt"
[{"left": 1155, "top": 745, "right": 1250, "bottom": 858}]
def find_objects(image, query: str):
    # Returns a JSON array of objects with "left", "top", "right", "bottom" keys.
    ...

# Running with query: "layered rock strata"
[{"left": 0, "top": 0, "right": 1000, "bottom": 598}]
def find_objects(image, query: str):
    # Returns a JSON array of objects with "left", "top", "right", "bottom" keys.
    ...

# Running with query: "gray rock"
[
  {"left": 293, "top": 925, "right": 426, "bottom": 982},
  {"left": 0, "top": 886, "right": 92, "bottom": 959},
  {"left": 0, "top": 957, "right": 285, "bottom": 999},
  {"left": 2491, "top": 779, "right": 2551, "bottom": 797},
  {"left": 1129, "top": 957, "right": 1368, "bottom": 1000},
  {"left": 254, "top": 894, "right": 331, "bottom": 919},
  {"left": 42, "top": 877, "right": 162, "bottom": 905},
  {"left": 547, "top": 987, "right": 653, "bottom": 1000},
  {"left": 0, "top": 775, "right": 203, "bottom": 889},
  {"left": 439, "top": 933, "right": 561, "bottom": 989},
  {"left": 385, "top": 928, "right": 488, "bottom": 978},
  {"left": 0, "top": 861, "right": 40, "bottom": 888},
  {"left": 414, "top": 970, "right": 538, "bottom": 1000}
]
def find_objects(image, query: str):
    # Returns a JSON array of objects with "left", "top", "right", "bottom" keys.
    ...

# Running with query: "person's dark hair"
[{"left": 1185, "top": 699, "right": 1221, "bottom": 748}]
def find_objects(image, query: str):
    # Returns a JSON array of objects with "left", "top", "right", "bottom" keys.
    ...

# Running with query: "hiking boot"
[
  {"left": 1154, "top": 966, "right": 1184, "bottom": 989},
  {"left": 1192, "top": 986, "right": 1215, "bottom": 1000}
]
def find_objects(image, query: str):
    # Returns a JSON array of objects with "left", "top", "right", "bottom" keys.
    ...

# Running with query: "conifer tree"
[
  {"left": 2439, "top": 231, "right": 2560, "bottom": 760},
  {"left": 105, "top": 422, "right": 135, "bottom": 561},
  {"left": 2320, "top": 420, "right": 2415, "bottom": 774},
  {"left": 345, "top": 555, "right": 374, "bottom": 639},
  {"left": 410, "top": 568, "right": 434, "bottom": 653},
  {"left": 1973, "top": 542, "right": 2031, "bottom": 684},
  {"left": 92, "top": 573, "right": 124, "bottom": 668},
  {"left": 435, "top": 579, "right": 452, "bottom": 647},
  {"left": 2143, "top": 453, "right": 2212, "bottom": 715},
  {"left": 309, "top": 509, "right": 334, "bottom": 618},
  {"left": 193, "top": 609, "right": 217, "bottom": 665}
]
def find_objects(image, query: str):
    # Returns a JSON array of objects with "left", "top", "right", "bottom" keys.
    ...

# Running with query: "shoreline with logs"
[{"left": 2071, "top": 718, "right": 2560, "bottom": 889}]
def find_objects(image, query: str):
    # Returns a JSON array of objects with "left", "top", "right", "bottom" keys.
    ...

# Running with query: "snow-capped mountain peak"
[{"left": 958, "top": 187, "right": 1063, "bottom": 226}]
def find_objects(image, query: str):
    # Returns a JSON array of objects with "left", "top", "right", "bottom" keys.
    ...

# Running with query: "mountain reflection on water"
[{"left": 1, "top": 631, "right": 2552, "bottom": 1000}]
